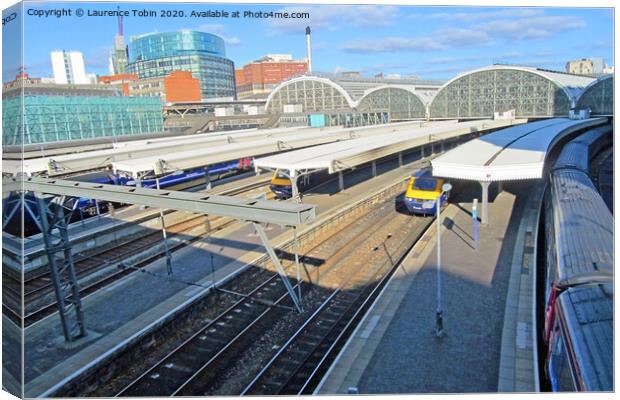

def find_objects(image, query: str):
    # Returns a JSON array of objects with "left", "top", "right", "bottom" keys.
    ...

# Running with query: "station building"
[
  {"left": 428, "top": 65, "right": 596, "bottom": 119},
  {"left": 127, "top": 71, "right": 202, "bottom": 103},
  {"left": 2, "top": 80, "right": 164, "bottom": 146},
  {"left": 235, "top": 54, "right": 308, "bottom": 99},
  {"left": 265, "top": 74, "right": 443, "bottom": 126},
  {"left": 126, "top": 30, "right": 236, "bottom": 100},
  {"left": 98, "top": 73, "right": 139, "bottom": 96},
  {"left": 576, "top": 75, "right": 613, "bottom": 116}
]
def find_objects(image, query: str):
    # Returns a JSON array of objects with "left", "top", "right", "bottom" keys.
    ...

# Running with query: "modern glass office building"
[
  {"left": 2, "top": 95, "right": 164, "bottom": 145},
  {"left": 126, "top": 30, "right": 236, "bottom": 100}
]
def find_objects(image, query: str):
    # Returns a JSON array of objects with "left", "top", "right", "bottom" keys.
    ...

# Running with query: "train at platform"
[
  {"left": 539, "top": 126, "right": 613, "bottom": 392},
  {"left": 269, "top": 170, "right": 312, "bottom": 199},
  {"left": 269, "top": 169, "right": 334, "bottom": 200},
  {"left": 3, "top": 158, "right": 253, "bottom": 235},
  {"left": 403, "top": 169, "right": 450, "bottom": 215}
]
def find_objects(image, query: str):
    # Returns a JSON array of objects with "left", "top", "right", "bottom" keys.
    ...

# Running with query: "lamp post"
[{"left": 436, "top": 182, "right": 452, "bottom": 337}]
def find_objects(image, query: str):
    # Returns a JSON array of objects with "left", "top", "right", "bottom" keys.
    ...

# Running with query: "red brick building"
[
  {"left": 98, "top": 73, "right": 139, "bottom": 96},
  {"left": 98, "top": 71, "right": 200, "bottom": 103},
  {"left": 123, "top": 71, "right": 201, "bottom": 103},
  {"left": 235, "top": 54, "right": 307, "bottom": 99},
  {"left": 163, "top": 71, "right": 202, "bottom": 103}
]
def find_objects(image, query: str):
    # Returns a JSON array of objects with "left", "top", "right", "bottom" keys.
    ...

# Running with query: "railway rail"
[
  {"left": 101, "top": 183, "right": 431, "bottom": 396},
  {"left": 3, "top": 178, "right": 272, "bottom": 327},
  {"left": 240, "top": 208, "right": 429, "bottom": 395}
]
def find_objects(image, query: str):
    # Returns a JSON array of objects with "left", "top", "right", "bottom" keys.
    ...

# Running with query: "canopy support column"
[
  {"left": 480, "top": 181, "right": 490, "bottom": 225},
  {"left": 156, "top": 177, "right": 173, "bottom": 275},
  {"left": 253, "top": 223, "right": 302, "bottom": 312},
  {"left": 338, "top": 171, "right": 344, "bottom": 192},
  {"left": 204, "top": 166, "right": 212, "bottom": 190},
  {"left": 398, "top": 152, "right": 403, "bottom": 167},
  {"left": 291, "top": 175, "right": 300, "bottom": 203},
  {"left": 371, "top": 161, "right": 377, "bottom": 177},
  {"left": 421, "top": 146, "right": 425, "bottom": 158},
  {"left": 136, "top": 178, "right": 145, "bottom": 210}
]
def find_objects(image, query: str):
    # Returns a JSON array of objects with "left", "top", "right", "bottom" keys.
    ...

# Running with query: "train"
[
  {"left": 540, "top": 125, "right": 613, "bottom": 392},
  {"left": 403, "top": 169, "right": 450, "bottom": 215},
  {"left": 4, "top": 158, "right": 253, "bottom": 236},
  {"left": 269, "top": 170, "right": 330, "bottom": 200},
  {"left": 126, "top": 158, "right": 253, "bottom": 189}
]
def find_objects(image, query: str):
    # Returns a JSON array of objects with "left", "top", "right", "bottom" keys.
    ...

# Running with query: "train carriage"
[{"left": 541, "top": 126, "right": 613, "bottom": 392}]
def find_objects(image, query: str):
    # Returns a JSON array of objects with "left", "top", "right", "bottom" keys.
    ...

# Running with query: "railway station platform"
[
  {"left": 20, "top": 154, "right": 430, "bottom": 398},
  {"left": 316, "top": 179, "right": 542, "bottom": 394}
]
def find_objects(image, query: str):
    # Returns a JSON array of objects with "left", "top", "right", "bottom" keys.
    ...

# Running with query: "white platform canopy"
[
  {"left": 431, "top": 117, "right": 608, "bottom": 181},
  {"left": 2, "top": 125, "right": 328, "bottom": 177},
  {"left": 431, "top": 117, "right": 609, "bottom": 223},
  {"left": 111, "top": 125, "right": 311, "bottom": 148},
  {"left": 254, "top": 119, "right": 524, "bottom": 178},
  {"left": 111, "top": 121, "right": 457, "bottom": 179},
  {"left": 4, "top": 121, "right": 450, "bottom": 178}
]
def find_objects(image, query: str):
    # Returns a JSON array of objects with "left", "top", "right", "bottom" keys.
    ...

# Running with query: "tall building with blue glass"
[{"left": 126, "top": 30, "right": 236, "bottom": 100}]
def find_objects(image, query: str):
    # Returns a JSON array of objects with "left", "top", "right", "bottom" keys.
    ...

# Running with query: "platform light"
[{"left": 435, "top": 182, "right": 451, "bottom": 337}]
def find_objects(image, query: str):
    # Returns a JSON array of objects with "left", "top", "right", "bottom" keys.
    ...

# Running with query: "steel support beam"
[
  {"left": 480, "top": 181, "right": 491, "bottom": 225},
  {"left": 156, "top": 178, "right": 173, "bottom": 275},
  {"left": 8, "top": 177, "right": 315, "bottom": 227},
  {"left": 35, "top": 195, "right": 86, "bottom": 342},
  {"left": 253, "top": 223, "right": 302, "bottom": 312},
  {"left": 371, "top": 161, "right": 377, "bottom": 177},
  {"left": 2, "top": 193, "right": 21, "bottom": 230},
  {"left": 338, "top": 171, "right": 344, "bottom": 192},
  {"left": 398, "top": 152, "right": 403, "bottom": 167}
]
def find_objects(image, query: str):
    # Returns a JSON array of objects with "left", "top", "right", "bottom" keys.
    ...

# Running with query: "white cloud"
[
  {"left": 427, "top": 55, "right": 489, "bottom": 65},
  {"left": 343, "top": 36, "right": 446, "bottom": 53},
  {"left": 435, "top": 28, "right": 493, "bottom": 46},
  {"left": 476, "top": 15, "right": 585, "bottom": 41},
  {"left": 342, "top": 9, "right": 586, "bottom": 55},
  {"left": 84, "top": 47, "right": 112, "bottom": 69},
  {"left": 267, "top": 5, "right": 398, "bottom": 35},
  {"left": 342, "top": 28, "right": 492, "bottom": 54},
  {"left": 429, "top": 8, "right": 543, "bottom": 23},
  {"left": 198, "top": 23, "right": 241, "bottom": 46}
]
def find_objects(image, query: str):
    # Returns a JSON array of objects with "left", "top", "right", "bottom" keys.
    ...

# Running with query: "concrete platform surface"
[
  {"left": 316, "top": 181, "right": 538, "bottom": 394},
  {"left": 22, "top": 152, "right": 429, "bottom": 397}
]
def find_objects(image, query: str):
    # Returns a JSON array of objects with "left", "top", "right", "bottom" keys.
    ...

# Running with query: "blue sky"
[{"left": 6, "top": 1, "right": 615, "bottom": 82}]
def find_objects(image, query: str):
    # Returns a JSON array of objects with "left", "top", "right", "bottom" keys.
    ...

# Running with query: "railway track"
[
  {"left": 3, "top": 178, "right": 271, "bottom": 327},
  {"left": 104, "top": 187, "right": 430, "bottom": 396},
  {"left": 240, "top": 208, "right": 428, "bottom": 395}
]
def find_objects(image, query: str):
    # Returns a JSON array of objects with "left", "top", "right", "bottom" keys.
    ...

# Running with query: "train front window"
[
  {"left": 275, "top": 171, "right": 289, "bottom": 179},
  {"left": 412, "top": 179, "right": 437, "bottom": 191}
]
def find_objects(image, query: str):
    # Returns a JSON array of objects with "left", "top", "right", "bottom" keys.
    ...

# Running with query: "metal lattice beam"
[
  {"left": 5, "top": 177, "right": 316, "bottom": 227},
  {"left": 35, "top": 195, "right": 86, "bottom": 342}
]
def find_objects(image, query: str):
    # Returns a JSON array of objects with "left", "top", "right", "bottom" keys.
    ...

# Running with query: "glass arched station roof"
[{"left": 428, "top": 65, "right": 595, "bottom": 119}]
